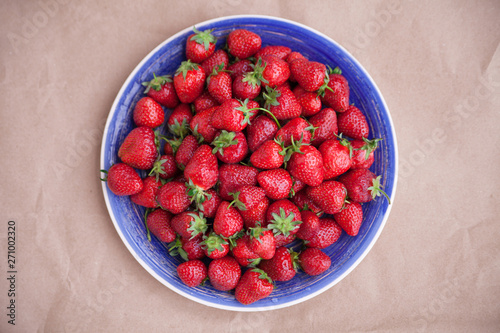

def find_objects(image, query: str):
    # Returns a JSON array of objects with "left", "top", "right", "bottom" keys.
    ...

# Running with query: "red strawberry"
[
  {"left": 185, "top": 27, "right": 216, "bottom": 63},
  {"left": 208, "top": 256, "right": 242, "bottom": 291},
  {"left": 177, "top": 259, "right": 207, "bottom": 287},
  {"left": 306, "top": 180, "right": 346, "bottom": 214},
  {"left": 260, "top": 55, "right": 290, "bottom": 87},
  {"left": 320, "top": 67, "right": 350, "bottom": 113},
  {"left": 248, "top": 226, "right": 276, "bottom": 260},
  {"left": 174, "top": 60, "right": 206, "bottom": 103},
  {"left": 232, "top": 72, "right": 262, "bottom": 100},
  {"left": 171, "top": 211, "right": 208, "bottom": 240},
  {"left": 290, "top": 59, "right": 326, "bottom": 92},
  {"left": 286, "top": 144, "right": 324, "bottom": 187},
  {"left": 293, "top": 85, "right": 322, "bottom": 117},
  {"left": 299, "top": 248, "right": 331, "bottom": 275},
  {"left": 234, "top": 256, "right": 261, "bottom": 268},
  {"left": 309, "top": 107, "right": 338, "bottom": 147},
  {"left": 255, "top": 45, "right": 291, "bottom": 60},
  {"left": 291, "top": 190, "right": 323, "bottom": 215},
  {"left": 156, "top": 181, "right": 191, "bottom": 214},
  {"left": 319, "top": 139, "right": 352, "bottom": 180},
  {"left": 337, "top": 169, "right": 390, "bottom": 203},
  {"left": 240, "top": 196, "right": 269, "bottom": 229},
  {"left": 149, "top": 154, "right": 179, "bottom": 181},
  {"left": 296, "top": 210, "right": 320, "bottom": 241},
  {"left": 207, "top": 64, "right": 232, "bottom": 104},
  {"left": 210, "top": 99, "right": 257, "bottom": 132},
  {"left": 167, "top": 103, "right": 192, "bottom": 138},
  {"left": 246, "top": 115, "right": 279, "bottom": 152},
  {"left": 193, "top": 90, "right": 219, "bottom": 113},
  {"left": 163, "top": 136, "right": 182, "bottom": 155},
  {"left": 228, "top": 59, "right": 253, "bottom": 80},
  {"left": 286, "top": 51, "right": 306, "bottom": 64},
  {"left": 265, "top": 199, "right": 302, "bottom": 236},
  {"left": 235, "top": 268, "right": 274, "bottom": 305},
  {"left": 263, "top": 85, "right": 301, "bottom": 120},
  {"left": 201, "top": 232, "right": 230, "bottom": 259},
  {"left": 258, "top": 247, "right": 297, "bottom": 282},
  {"left": 142, "top": 74, "right": 180, "bottom": 109},
  {"left": 213, "top": 201, "right": 244, "bottom": 238},
  {"left": 133, "top": 96, "right": 165, "bottom": 128},
  {"left": 257, "top": 168, "right": 292, "bottom": 200},
  {"left": 199, "top": 188, "right": 221, "bottom": 218},
  {"left": 333, "top": 202, "right": 363, "bottom": 236},
  {"left": 274, "top": 233, "right": 296, "bottom": 247},
  {"left": 231, "top": 234, "right": 259, "bottom": 260},
  {"left": 230, "top": 185, "right": 266, "bottom": 212},
  {"left": 130, "top": 176, "right": 161, "bottom": 208},
  {"left": 350, "top": 138, "right": 381, "bottom": 170},
  {"left": 146, "top": 208, "right": 176, "bottom": 243},
  {"left": 337, "top": 105, "right": 369, "bottom": 140},
  {"left": 118, "top": 126, "right": 158, "bottom": 170},
  {"left": 212, "top": 130, "right": 248, "bottom": 164},
  {"left": 249, "top": 140, "right": 285, "bottom": 169},
  {"left": 218, "top": 164, "right": 259, "bottom": 201},
  {"left": 181, "top": 236, "right": 206, "bottom": 260},
  {"left": 227, "top": 29, "right": 261, "bottom": 59},
  {"left": 184, "top": 145, "right": 219, "bottom": 206},
  {"left": 275, "top": 117, "right": 314, "bottom": 146},
  {"left": 175, "top": 135, "right": 199, "bottom": 170},
  {"left": 201, "top": 49, "right": 229, "bottom": 76},
  {"left": 305, "top": 218, "right": 342, "bottom": 249},
  {"left": 290, "top": 176, "right": 307, "bottom": 196},
  {"left": 102, "top": 163, "right": 143, "bottom": 196},
  {"left": 190, "top": 106, "right": 218, "bottom": 143}
]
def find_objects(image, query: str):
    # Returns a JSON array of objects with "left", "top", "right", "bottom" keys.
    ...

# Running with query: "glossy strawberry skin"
[
  {"left": 249, "top": 229, "right": 276, "bottom": 260},
  {"left": 153, "top": 154, "right": 179, "bottom": 180},
  {"left": 299, "top": 248, "right": 331, "bottom": 275},
  {"left": 231, "top": 234, "right": 259, "bottom": 260},
  {"left": 174, "top": 62, "right": 206, "bottom": 104},
  {"left": 306, "top": 180, "right": 347, "bottom": 215},
  {"left": 181, "top": 236, "right": 206, "bottom": 260},
  {"left": 105, "top": 163, "right": 143, "bottom": 196},
  {"left": 208, "top": 70, "right": 232, "bottom": 104},
  {"left": 218, "top": 164, "right": 259, "bottom": 201},
  {"left": 185, "top": 33, "right": 215, "bottom": 63},
  {"left": 259, "top": 247, "right": 296, "bottom": 282},
  {"left": 146, "top": 208, "right": 176, "bottom": 243},
  {"left": 290, "top": 59, "right": 326, "bottom": 92},
  {"left": 177, "top": 260, "right": 207, "bottom": 287},
  {"left": 171, "top": 211, "right": 203, "bottom": 240},
  {"left": 257, "top": 168, "right": 292, "bottom": 200},
  {"left": 190, "top": 106, "right": 218, "bottom": 143},
  {"left": 156, "top": 181, "right": 191, "bottom": 214},
  {"left": 320, "top": 139, "right": 352, "bottom": 180},
  {"left": 246, "top": 115, "right": 279, "bottom": 152},
  {"left": 193, "top": 90, "right": 219, "bottom": 114},
  {"left": 213, "top": 201, "right": 244, "bottom": 238},
  {"left": 275, "top": 117, "right": 312, "bottom": 146},
  {"left": 208, "top": 256, "right": 242, "bottom": 291},
  {"left": 184, "top": 145, "right": 219, "bottom": 190},
  {"left": 130, "top": 176, "right": 161, "bottom": 208},
  {"left": 143, "top": 75, "right": 179, "bottom": 109},
  {"left": 255, "top": 45, "right": 291, "bottom": 60},
  {"left": 337, "top": 168, "right": 377, "bottom": 203},
  {"left": 210, "top": 99, "right": 248, "bottom": 132},
  {"left": 337, "top": 105, "right": 370, "bottom": 140},
  {"left": 227, "top": 29, "right": 262, "bottom": 59},
  {"left": 321, "top": 73, "right": 350, "bottom": 113},
  {"left": 199, "top": 188, "right": 221, "bottom": 219},
  {"left": 201, "top": 49, "right": 229, "bottom": 75},
  {"left": 118, "top": 126, "right": 158, "bottom": 170},
  {"left": 333, "top": 202, "right": 364, "bottom": 236},
  {"left": 291, "top": 190, "right": 323, "bottom": 215},
  {"left": 296, "top": 210, "right": 320, "bottom": 241},
  {"left": 240, "top": 196, "right": 269, "bottom": 229},
  {"left": 235, "top": 269, "right": 274, "bottom": 305},
  {"left": 175, "top": 135, "right": 199, "bottom": 170},
  {"left": 261, "top": 55, "right": 290, "bottom": 87},
  {"left": 350, "top": 139, "right": 375, "bottom": 170},
  {"left": 167, "top": 103, "right": 193, "bottom": 137},
  {"left": 228, "top": 59, "right": 254, "bottom": 80},
  {"left": 265, "top": 199, "right": 302, "bottom": 235},
  {"left": 305, "top": 218, "right": 343, "bottom": 249},
  {"left": 232, "top": 73, "right": 262, "bottom": 100},
  {"left": 309, "top": 108, "right": 338, "bottom": 147},
  {"left": 287, "top": 145, "right": 324, "bottom": 187},
  {"left": 133, "top": 97, "right": 165, "bottom": 128},
  {"left": 266, "top": 85, "right": 301, "bottom": 120},
  {"left": 213, "top": 131, "right": 248, "bottom": 164},
  {"left": 293, "top": 85, "right": 322, "bottom": 117},
  {"left": 250, "top": 140, "right": 285, "bottom": 169}
]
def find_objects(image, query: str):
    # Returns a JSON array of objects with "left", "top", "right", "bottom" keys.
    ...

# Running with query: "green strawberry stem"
[
  {"left": 356, "top": 137, "right": 382, "bottom": 160},
  {"left": 186, "top": 179, "right": 212, "bottom": 210},
  {"left": 268, "top": 207, "right": 301, "bottom": 237},
  {"left": 251, "top": 268, "right": 273, "bottom": 285},
  {"left": 335, "top": 133, "right": 354, "bottom": 159},
  {"left": 212, "top": 130, "right": 239, "bottom": 156},
  {"left": 201, "top": 232, "right": 228, "bottom": 256},
  {"left": 149, "top": 157, "right": 167, "bottom": 182},
  {"left": 176, "top": 60, "right": 201, "bottom": 80},
  {"left": 168, "top": 235, "right": 188, "bottom": 261},
  {"left": 168, "top": 118, "right": 190, "bottom": 139},
  {"left": 143, "top": 208, "right": 152, "bottom": 242},
  {"left": 186, "top": 212, "right": 209, "bottom": 240},
  {"left": 99, "top": 169, "right": 108, "bottom": 181},
  {"left": 228, "top": 191, "right": 246, "bottom": 211},
  {"left": 368, "top": 175, "right": 391, "bottom": 204},
  {"left": 190, "top": 26, "right": 216, "bottom": 51},
  {"left": 142, "top": 73, "right": 172, "bottom": 94}
]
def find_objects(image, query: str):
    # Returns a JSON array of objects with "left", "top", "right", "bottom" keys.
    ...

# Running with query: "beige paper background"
[{"left": 1, "top": 0, "right": 500, "bottom": 332}]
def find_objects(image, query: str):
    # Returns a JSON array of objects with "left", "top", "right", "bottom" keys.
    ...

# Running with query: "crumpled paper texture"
[{"left": 1, "top": 0, "right": 499, "bottom": 332}]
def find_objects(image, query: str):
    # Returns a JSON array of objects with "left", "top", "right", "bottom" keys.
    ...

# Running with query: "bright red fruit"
[
  {"left": 201, "top": 49, "right": 229, "bottom": 77},
  {"left": 305, "top": 218, "right": 343, "bottom": 249},
  {"left": 208, "top": 256, "right": 242, "bottom": 291},
  {"left": 337, "top": 105, "right": 370, "bottom": 140},
  {"left": 171, "top": 211, "right": 208, "bottom": 240},
  {"left": 185, "top": 27, "right": 216, "bottom": 63},
  {"left": 210, "top": 99, "right": 256, "bottom": 132},
  {"left": 142, "top": 74, "right": 179, "bottom": 109},
  {"left": 296, "top": 210, "right": 320, "bottom": 241},
  {"left": 201, "top": 232, "right": 230, "bottom": 259},
  {"left": 212, "top": 131, "right": 248, "bottom": 164},
  {"left": 293, "top": 85, "right": 322, "bottom": 117},
  {"left": 103, "top": 163, "right": 143, "bottom": 196},
  {"left": 265, "top": 199, "right": 302, "bottom": 236},
  {"left": 156, "top": 181, "right": 190, "bottom": 214},
  {"left": 193, "top": 90, "right": 219, "bottom": 114},
  {"left": 227, "top": 29, "right": 261, "bottom": 59},
  {"left": 309, "top": 107, "right": 338, "bottom": 147},
  {"left": 275, "top": 117, "right": 313, "bottom": 146},
  {"left": 235, "top": 268, "right": 274, "bottom": 305},
  {"left": 337, "top": 168, "right": 390, "bottom": 203},
  {"left": 333, "top": 202, "right": 364, "bottom": 236},
  {"left": 263, "top": 85, "right": 301, "bottom": 120},
  {"left": 177, "top": 260, "right": 207, "bottom": 287},
  {"left": 320, "top": 67, "right": 350, "bottom": 113},
  {"left": 299, "top": 248, "right": 331, "bottom": 276},
  {"left": 246, "top": 115, "right": 279, "bottom": 152},
  {"left": 118, "top": 126, "right": 157, "bottom": 170},
  {"left": 350, "top": 138, "right": 381, "bottom": 170},
  {"left": 146, "top": 208, "right": 176, "bottom": 243},
  {"left": 250, "top": 140, "right": 285, "bottom": 169},
  {"left": 319, "top": 139, "right": 352, "bottom": 180},
  {"left": 306, "top": 180, "right": 347, "bottom": 214},
  {"left": 133, "top": 96, "right": 164, "bottom": 128},
  {"left": 257, "top": 168, "right": 292, "bottom": 200},
  {"left": 287, "top": 145, "right": 324, "bottom": 187},
  {"left": 248, "top": 226, "right": 276, "bottom": 260},
  {"left": 207, "top": 64, "right": 232, "bottom": 104},
  {"left": 218, "top": 164, "right": 259, "bottom": 201},
  {"left": 199, "top": 188, "right": 221, "bottom": 219},
  {"left": 259, "top": 247, "right": 297, "bottom": 282},
  {"left": 130, "top": 176, "right": 161, "bottom": 208},
  {"left": 290, "top": 59, "right": 326, "bottom": 92},
  {"left": 174, "top": 60, "right": 206, "bottom": 103},
  {"left": 213, "top": 201, "right": 244, "bottom": 238},
  {"left": 255, "top": 45, "right": 291, "bottom": 60},
  {"left": 167, "top": 103, "right": 192, "bottom": 138},
  {"left": 190, "top": 106, "right": 218, "bottom": 143},
  {"left": 175, "top": 135, "right": 199, "bottom": 170},
  {"left": 260, "top": 55, "right": 290, "bottom": 87}
]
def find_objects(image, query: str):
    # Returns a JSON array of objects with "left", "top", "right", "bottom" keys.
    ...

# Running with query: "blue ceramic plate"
[{"left": 100, "top": 15, "right": 398, "bottom": 311}]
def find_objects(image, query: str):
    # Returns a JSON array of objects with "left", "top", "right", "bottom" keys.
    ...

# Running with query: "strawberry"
[
  {"left": 227, "top": 29, "right": 261, "bottom": 59},
  {"left": 185, "top": 27, "right": 216, "bottom": 63},
  {"left": 175, "top": 135, "right": 199, "bottom": 170},
  {"left": 212, "top": 130, "right": 248, "bottom": 164},
  {"left": 306, "top": 180, "right": 347, "bottom": 214},
  {"left": 201, "top": 232, "right": 230, "bottom": 259},
  {"left": 296, "top": 210, "right": 320, "bottom": 241},
  {"left": 333, "top": 202, "right": 363, "bottom": 236},
  {"left": 207, "top": 64, "right": 232, "bottom": 104},
  {"left": 258, "top": 247, "right": 297, "bottom": 282},
  {"left": 145, "top": 208, "right": 176, "bottom": 243},
  {"left": 130, "top": 176, "right": 162, "bottom": 208},
  {"left": 337, "top": 105, "right": 369, "bottom": 140},
  {"left": 255, "top": 45, "right": 291, "bottom": 60},
  {"left": 213, "top": 201, "right": 244, "bottom": 238},
  {"left": 319, "top": 139, "right": 352, "bottom": 180},
  {"left": 156, "top": 181, "right": 191, "bottom": 214},
  {"left": 265, "top": 199, "right": 302, "bottom": 236},
  {"left": 167, "top": 103, "right": 192, "bottom": 138},
  {"left": 275, "top": 117, "right": 314, "bottom": 146},
  {"left": 248, "top": 226, "right": 276, "bottom": 260},
  {"left": 177, "top": 259, "right": 207, "bottom": 287},
  {"left": 286, "top": 144, "right": 324, "bottom": 187},
  {"left": 286, "top": 51, "right": 306, "bottom": 64},
  {"left": 246, "top": 115, "right": 279, "bottom": 152},
  {"left": 132, "top": 96, "right": 165, "bottom": 128},
  {"left": 290, "top": 59, "right": 326, "bottom": 92},
  {"left": 309, "top": 107, "right": 338, "bottom": 147},
  {"left": 142, "top": 74, "right": 179, "bottom": 109},
  {"left": 184, "top": 145, "right": 219, "bottom": 206},
  {"left": 240, "top": 196, "right": 269, "bottom": 229},
  {"left": 163, "top": 136, "right": 182, "bottom": 155},
  {"left": 218, "top": 164, "right": 259, "bottom": 201},
  {"left": 210, "top": 98, "right": 257, "bottom": 132},
  {"left": 257, "top": 168, "right": 292, "bottom": 200},
  {"left": 293, "top": 85, "right": 322, "bottom": 117},
  {"left": 232, "top": 72, "right": 262, "bottom": 100},
  {"left": 102, "top": 163, "right": 143, "bottom": 196},
  {"left": 149, "top": 154, "right": 179, "bottom": 181},
  {"left": 299, "top": 248, "right": 331, "bottom": 276},
  {"left": 190, "top": 106, "right": 218, "bottom": 143},
  {"left": 337, "top": 169, "right": 390, "bottom": 203},
  {"left": 320, "top": 66, "right": 350, "bottom": 113},
  {"left": 231, "top": 234, "right": 259, "bottom": 260},
  {"left": 249, "top": 139, "right": 285, "bottom": 169},
  {"left": 263, "top": 85, "right": 301, "bottom": 120},
  {"left": 234, "top": 256, "right": 261, "bottom": 268},
  {"left": 199, "top": 188, "right": 221, "bottom": 218},
  {"left": 235, "top": 268, "right": 274, "bottom": 305},
  {"left": 118, "top": 126, "right": 158, "bottom": 170},
  {"left": 274, "top": 233, "right": 296, "bottom": 247},
  {"left": 181, "top": 236, "right": 206, "bottom": 260},
  {"left": 291, "top": 189, "right": 323, "bottom": 215},
  {"left": 260, "top": 55, "right": 290, "bottom": 87},
  {"left": 228, "top": 59, "right": 253, "bottom": 80},
  {"left": 174, "top": 60, "right": 206, "bottom": 103},
  {"left": 171, "top": 211, "right": 208, "bottom": 240},
  {"left": 201, "top": 49, "right": 229, "bottom": 75},
  {"left": 290, "top": 176, "right": 307, "bottom": 196},
  {"left": 193, "top": 90, "right": 219, "bottom": 114},
  {"left": 208, "top": 256, "right": 242, "bottom": 291},
  {"left": 305, "top": 218, "right": 342, "bottom": 249},
  {"left": 350, "top": 138, "right": 381, "bottom": 170},
  {"left": 230, "top": 185, "right": 266, "bottom": 212}
]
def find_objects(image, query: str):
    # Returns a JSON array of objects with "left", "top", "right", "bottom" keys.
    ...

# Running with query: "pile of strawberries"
[{"left": 102, "top": 27, "right": 390, "bottom": 305}]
